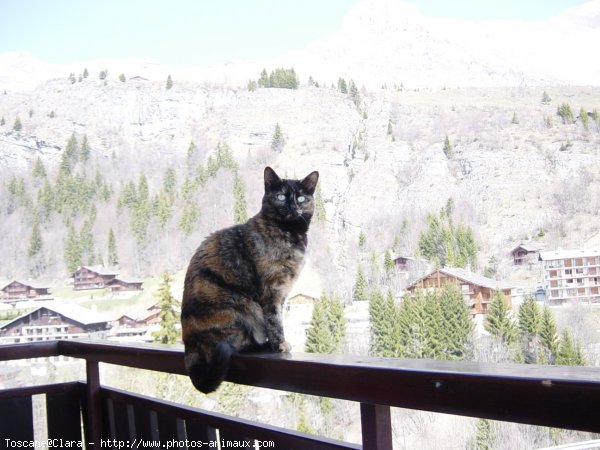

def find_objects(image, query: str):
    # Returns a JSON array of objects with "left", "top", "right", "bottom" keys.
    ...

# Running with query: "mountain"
[
  {"left": 0, "top": 1, "right": 599, "bottom": 291},
  {"left": 2, "top": 0, "right": 600, "bottom": 92},
  {"left": 278, "top": 0, "right": 600, "bottom": 88}
]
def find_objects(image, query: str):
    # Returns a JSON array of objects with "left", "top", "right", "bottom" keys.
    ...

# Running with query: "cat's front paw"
[{"left": 278, "top": 341, "right": 292, "bottom": 353}]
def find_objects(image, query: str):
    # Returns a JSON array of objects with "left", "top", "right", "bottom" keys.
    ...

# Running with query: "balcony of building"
[{"left": 1, "top": 340, "right": 599, "bottom": 450}]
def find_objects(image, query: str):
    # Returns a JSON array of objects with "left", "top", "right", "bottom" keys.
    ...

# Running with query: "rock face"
[{"left": 2, "top": 71, "right": 600, "bottom": 284}]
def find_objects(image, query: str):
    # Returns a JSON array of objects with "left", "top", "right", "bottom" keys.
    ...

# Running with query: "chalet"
[
  {"left": 1, "top": 280, "right": 51, "bottom": 303},
  {"left": 511, "top": 243, "right": 543, "bottom": 265},
  {"left": 393, "top": 255, "right": 429, "bottom": 272},
  {"left": 72, "top": 266, "right": 118, "bottom": 290},
  {"left": 114, "top": 304, "right": 160, "bottom": 328},
  {"left": 0, "top": 304, "right": 109, "bottom": 343},
  {"left": 539, "top": 248, "right": 600, "bottom": 304},
  {"left": 406, "top": 267, "right": 513, "bottom": 316},
  {"left": 106, "top": 276, "right": 144, "bottom": 293}
]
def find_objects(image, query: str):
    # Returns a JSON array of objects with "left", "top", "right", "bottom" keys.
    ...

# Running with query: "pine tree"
[
  {"left": 369, "top": 289, "right": 402, "bottom": 357},
  {"left": 233, "top": 171, "right": 248, "bottom": 224},
  {"left": 398, "top": 292, "right": 428, "bottom": 358},
  {"left": 107, "top": 228, "right": 118, "bottom": 266},
  {"left": 419, "top": 211, "right": 477, "bottom": 269},
  {"left": 65, "top": 132, "right": 78, "bottom": 164},
  {"left": 305, "top": 294, "right": 346, "bottom": 354},
  {"left": 258, "top": 69, "right": 269, "bottom": 87},
  {"left": 384, "top": 249, "right": 395, "bottom": 279},
  {"left": 421, "top": 291, "right": 444, "bottom": 359},
  {"left": 83, "top": 68, "right": 89, "bottom": 78},
  {"left": 179, "top": 203, "right": 199, "bottom": 237},
  {"left": 28, "top": 219, "right": 43, "bottom": 258},
  {"left": 27, "top": 218, "right": 45, "bottom": 276},
  {"left": 37, "top": 179, "right": 54, "bottom": 222},
  {"left": 80, "top": 134, "right": 91, "bottom": 162},
  {"left": 539, "top": 306, "right": 559, "bottom": 364},
  {"left": 13, "top": 116, "right": 22, "bottom": 131},
  {"left": 79, "top": 215, "right": 96, "bottom": 266},
  {"left": 155, "top": 191, "right": 173, "bottom": 230},
  {"left": 541, "top": 91, "right": 551, "bottom": 104},
  {"left": 166, "top": 75, "right": 173, "bottom": 90},
  {"left": 484, "top": 290, "right": 518, "bottom": 345},
  {"left": 153, "top": 272, "right": 180, "bottom": 345},
  {"left": 557, "top": 103, "right": 574, "bottom": 124},
  {"left": 358, "top": 230, "right": 367, "bottom": 250},
  {"left": 32, "top": 157, "right": 47, "bottom": 179},
  {"left": 472, "top": 419, "right": 495, "bottom": 450},
  {"left": 518, "top": 295, "right": 541, "bottom": 335},
  {"left": 439, "top": 283, "right": 473, "bottom": 360},
  {"left": 348, "top": 79, "right": 360, "bottom": 108},
  {"left": 326, "top": 295, "right": 346, "bottom": 351},
  {"left": 64, "top": 223, "right": 82, "bottom": 273},
  {"left": 387, "top": 119, "right": 393, "bottom": 136},
  {"left": 353, "top": 265, "right": 368, "bottom": 301},
  {"left": 556, "top": 330, "right": 586, "bottom": 366},
  {"left": 271, "top": 123, "right": 285, "bottom": 152},
  {"left": 580, "top": 107, "right": 589, "bottom": 131},
  {"left": 518, "top": 295, "right": 542, "bottom": 363},
  {"left": 443, "top": 135, "right": 453, "bottom": 158},
  {"left": 337, "top": 77, "right": 348, "bottom": 94},
  {"left": 305, "top": 296, "right": 336, "bottom": 354},
  {"left": 1, "top": 116, "right": 5, "bottom": 126}
]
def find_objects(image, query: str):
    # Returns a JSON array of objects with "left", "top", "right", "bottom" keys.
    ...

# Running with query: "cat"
[{"left": 181, "top": 166, "right": 319, "bottom": 393}]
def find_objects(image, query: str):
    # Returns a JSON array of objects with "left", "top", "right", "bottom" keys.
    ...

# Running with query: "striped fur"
[{"left": 181, "top": 167, "right": 319, "bottom": 393}]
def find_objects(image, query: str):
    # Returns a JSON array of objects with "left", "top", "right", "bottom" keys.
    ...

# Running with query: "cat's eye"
[
  {"left": 277, "top": 194, "right": 286, "bottom": 201},
  {"left": 297, "top": 196, "right": 306, "bottom": 203}
]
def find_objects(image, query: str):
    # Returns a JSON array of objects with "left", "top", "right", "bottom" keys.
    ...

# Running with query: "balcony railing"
[{"left": 1, "top": 340, "right": 600, "bottom": 449}]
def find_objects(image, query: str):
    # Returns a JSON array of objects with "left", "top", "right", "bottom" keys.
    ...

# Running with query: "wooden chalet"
[
  {"left": 393, "top": 255, "right": 430, "bottom": 272},
  {"left": 0, "top": 304, "right": 109, "bottom": 343},
  {"left": 114, "top": 304, "right": 160, "bottom": 329},
  {"left": 72, "top": 266, "right": 118, "bottom": 290},
  {"left": 511, "top": 243, "right": 543, "bottom": 265},
  {"left": 106, "top": 276, "right": 143, "bottom": 293},
  {"left": 406, "top": 267, "right": 513, "bottom": 316},
  {"left": 1, "top": 280, "right": 51, "bottom": 303}
]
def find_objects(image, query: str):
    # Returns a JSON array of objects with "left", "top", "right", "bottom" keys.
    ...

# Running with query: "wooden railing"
[{"left": 1, "top": 340, "right": 600, "bottom": 449}]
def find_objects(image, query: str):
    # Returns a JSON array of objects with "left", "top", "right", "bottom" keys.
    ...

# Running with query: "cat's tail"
[{"left": 184, "top": 341, "right": 234, "bottom": 394}]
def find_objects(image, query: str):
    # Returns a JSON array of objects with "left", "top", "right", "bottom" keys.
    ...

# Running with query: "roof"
[
  {"left": 1, "top": 280, "right": 49, "bottom": 291},
  {"left": 539, "top": 249, "right": 600, "bottom": 261},
  {"left": 77, "top": 266, "right": 118, "bottom": 277},
  {"left": 0, "top": 303, "right": 109, "bottom": 330},
  {"left": 408, "top": 267, "right": 513, "bottom": 291},
  {"left": 107, "top": 276, "right": 144, "bottom": 285},
  {"left": 511, "top": 243, "right": 543, "bottom": 253}
]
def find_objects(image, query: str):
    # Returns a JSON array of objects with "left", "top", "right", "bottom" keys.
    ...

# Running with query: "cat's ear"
[
  {"left": 264, "top": 166, "right": 281, "bottom": 191},
  {"left": 300, "top": 171, "right": 319, "bottom": 195}
]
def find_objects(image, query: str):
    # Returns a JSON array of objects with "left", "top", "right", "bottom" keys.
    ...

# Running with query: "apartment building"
[{"left": 539, "top": 249, "right": 600, "bottom": 304}]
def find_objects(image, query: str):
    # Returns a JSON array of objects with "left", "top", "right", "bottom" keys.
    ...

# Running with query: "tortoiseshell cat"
[{"left": 181, "top": 166, "right": 319, "bottom": 393}]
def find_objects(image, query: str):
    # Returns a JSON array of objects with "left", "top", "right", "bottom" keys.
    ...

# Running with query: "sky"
[{"left": 0, "top": 0, "right": 592, "bottom": 67}]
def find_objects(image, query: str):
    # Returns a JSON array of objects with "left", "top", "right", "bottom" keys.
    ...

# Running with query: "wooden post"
[
  {"left": 86, "top": 359, "right": 102, "bottom": 450},
  {"left": 360, "top": 403, "right": 392, "bottom": 450}
]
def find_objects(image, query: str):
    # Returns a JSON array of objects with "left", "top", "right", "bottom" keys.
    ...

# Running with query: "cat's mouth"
[{"left": 284, "top": 209, "right": 305, "bottom": 222}]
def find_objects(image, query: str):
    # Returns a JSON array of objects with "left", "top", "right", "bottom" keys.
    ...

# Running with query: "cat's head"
[{"left": 261, "top": 166, "right": 319, "bottom": 231}]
